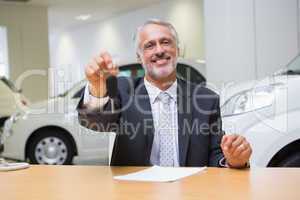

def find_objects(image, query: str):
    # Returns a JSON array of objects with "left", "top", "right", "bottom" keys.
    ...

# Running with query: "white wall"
[
  {"left": 204, "top": 0, "right": 299, "bottom": 87},
  {"left": 0, "top": 4, "right": 50, "bottom": 102},
  {"left": 255, "top": 0, "right": 299, "bottom": 78},
  {"left": 49, "top": 0, "right": 204, "bottom": 96}
]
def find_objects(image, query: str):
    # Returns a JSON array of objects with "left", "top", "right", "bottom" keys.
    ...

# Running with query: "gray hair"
[{"left": 133, "top": 19, "right": 180, "bottom": 55}]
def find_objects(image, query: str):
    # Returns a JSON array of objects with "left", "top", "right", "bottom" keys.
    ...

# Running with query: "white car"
[
  {"left": 0, "top": 59, "right": 206, "bottom": 165},
  {"left": 222, "top": 54, "right": 300, "bottom": 167},
  {"left": 0, "top": 76, "right": 28, "bottom": 131}
]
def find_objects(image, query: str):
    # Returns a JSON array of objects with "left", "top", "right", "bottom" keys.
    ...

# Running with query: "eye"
[
  {"left": 161, "top": 39, "right": 172, "bottom": 46},
  {"left": 144, "top": 42, "right": 155, "bottom": 50},
  {"left": 162, "top": 40, "right": 170, "bottom": 44}
]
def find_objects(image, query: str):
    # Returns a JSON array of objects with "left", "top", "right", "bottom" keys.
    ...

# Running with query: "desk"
[{"left": 0, "top": 165, "right": 299, "bottom": 200}]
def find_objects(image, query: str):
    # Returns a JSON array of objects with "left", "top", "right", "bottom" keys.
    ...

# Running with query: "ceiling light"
[{"left": 75, "top": 14, "right": 91, "bottom": 21}]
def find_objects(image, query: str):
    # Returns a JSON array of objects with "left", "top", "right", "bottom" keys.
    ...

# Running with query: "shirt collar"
[{"left": 144, "top": 77, "right": 177, "bottom": 104}]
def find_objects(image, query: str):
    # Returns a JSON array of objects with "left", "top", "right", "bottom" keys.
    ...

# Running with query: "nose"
[{"left": 154, "top": 43, "right": 165, "bottom": 56}]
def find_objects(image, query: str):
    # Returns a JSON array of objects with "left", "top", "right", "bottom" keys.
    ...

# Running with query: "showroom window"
[{"left": 0, "top": 26, "right": 9, "bottom": 78}]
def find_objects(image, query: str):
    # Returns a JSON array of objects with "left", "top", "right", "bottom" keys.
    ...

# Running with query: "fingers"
[
  {"left": 100, "top": 51, "right": 114, "bottom": 69},
  {"left": 100, "top": 51, "right": 119, "bottom": 75},
  {"left": 221, "top": 134, "right": 251, "bottom": 157},
  {"left": 95, "top": 56, "right": 104, "bottom": 71},
  {"left": 240, "top": 145, "right": 252, "bottom": 158},
  {"left": 231, "top": 141, "right": 250, "bottom": 157},
  {"left": 84, "top": 51, "right": 119, "bottom": 97},
  {"left": 85, "top": 51, "right": 118, "bottom": 79},
  {"left": 221, "top": 134, "right": 238, "bottom": 152},
  {"left": 231, "top": 136, "right": 245, "bottom": 150},
  {"left": 86, "top": 59, "right": 100, "bottom": 78}
]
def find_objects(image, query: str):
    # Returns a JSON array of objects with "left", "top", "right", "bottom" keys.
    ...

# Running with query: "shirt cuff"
[
  {"left": 83, "top": 83, "right": 110, "bottom": 109},
  {"left": 219, "top": 157, "right": 250, "bottom": 168},
  {"left": 219, "top": 157, "right": 227, "bottom": 168}
]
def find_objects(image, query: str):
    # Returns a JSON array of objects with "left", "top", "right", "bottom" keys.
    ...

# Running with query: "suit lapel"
[{"left": 177, "top": 78, "right": 192, "bottom": 166}]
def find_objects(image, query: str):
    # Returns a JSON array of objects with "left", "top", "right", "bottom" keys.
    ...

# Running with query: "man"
[{"left": 77, "top": 19, "right": 252, "bottom": 168}]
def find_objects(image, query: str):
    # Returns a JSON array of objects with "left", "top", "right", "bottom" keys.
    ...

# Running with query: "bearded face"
[{"left": 138, "top": 24, "right": 178, "bottom": 81}]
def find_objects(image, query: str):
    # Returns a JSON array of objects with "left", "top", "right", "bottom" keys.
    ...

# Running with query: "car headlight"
[
  {"left": 221, "top": 85, "right": 275, "bottom": 117},
  {"left": 2, "top": 111, "right": 24, "bottom": 139},
  {"left": 11, "top": 112, "right": 23, "bottom": 123}
]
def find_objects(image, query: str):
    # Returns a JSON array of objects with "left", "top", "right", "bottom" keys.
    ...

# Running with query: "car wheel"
[
  {"left": 278, "top": 152, "right": 300, "bottom": 167},
  {"left": 28, "top": 129, "right": 74, "bottom": 165}
]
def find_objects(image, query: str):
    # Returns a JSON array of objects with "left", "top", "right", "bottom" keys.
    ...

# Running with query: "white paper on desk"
[{"left": 113, "top": 166, "right": 206, "bottom": 182}]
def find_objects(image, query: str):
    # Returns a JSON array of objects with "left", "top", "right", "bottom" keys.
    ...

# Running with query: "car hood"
[
  {"left": 29, "top": 98, "right": 60, "bottom": 109},
  {"left": 220, "top": 74, "right": 289, "bottom": 106},
  {"left": 26, "top": 97, "right": 76, "bottom": 114}
]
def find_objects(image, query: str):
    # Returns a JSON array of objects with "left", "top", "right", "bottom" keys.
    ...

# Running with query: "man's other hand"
[{"left": 221, "top": 134, "right": 252, "bottom": 168}]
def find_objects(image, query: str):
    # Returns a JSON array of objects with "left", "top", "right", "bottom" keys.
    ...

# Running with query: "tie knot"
[{"left": 158, "top": 92, "right": 171, "bottom": 104}]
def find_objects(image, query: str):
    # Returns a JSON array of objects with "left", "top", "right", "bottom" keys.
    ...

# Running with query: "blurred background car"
[
  {"left": 222, "top": 54, "right": 300, "bottom": 167},
  {"left": 0, "top": 58, "right": 206, "bottom": 165}
]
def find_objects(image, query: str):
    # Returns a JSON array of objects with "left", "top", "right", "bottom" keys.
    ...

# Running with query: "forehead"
[{"left": 139, "top": 23, "right": 175, "bottom": 43}]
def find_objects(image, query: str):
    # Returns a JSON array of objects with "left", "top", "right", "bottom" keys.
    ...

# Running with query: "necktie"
[{"left": 157, "top": 92, "right": 175, "bottom": 167}]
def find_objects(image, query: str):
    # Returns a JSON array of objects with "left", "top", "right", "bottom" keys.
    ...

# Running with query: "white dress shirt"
[
  {"left": 83, "top": 83, "right": 109, "bottom": 108},
  {"left": 144, "top": 78, "right": 179, "bottom": 167}
]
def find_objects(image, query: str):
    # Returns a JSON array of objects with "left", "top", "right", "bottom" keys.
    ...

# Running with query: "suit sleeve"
[
  {"left": 208, "top": 96, "right": 225, "bottom": 167},
  {"left": 76, "top": 93, "right": 121, "bottom": 132}
]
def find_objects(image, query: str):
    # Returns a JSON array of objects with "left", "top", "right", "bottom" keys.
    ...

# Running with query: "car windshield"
[
  {"left": 0, "top": 76, "right": 20, "bottom": 92},
  {"left": 285, "top": 54, "right": 300, "bottom": 75},
  {"left": 118, "top": 63, "right": 145, "bottom": 78}
]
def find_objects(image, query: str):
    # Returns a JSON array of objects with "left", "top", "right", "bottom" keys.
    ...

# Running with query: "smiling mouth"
[{"left": 151, "top": 56, "right": 171, "bottom": 65}]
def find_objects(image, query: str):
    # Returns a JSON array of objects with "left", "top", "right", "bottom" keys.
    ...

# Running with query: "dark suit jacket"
[{"left": 77, "top": 77, "right": 225, "bottom": 167}]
